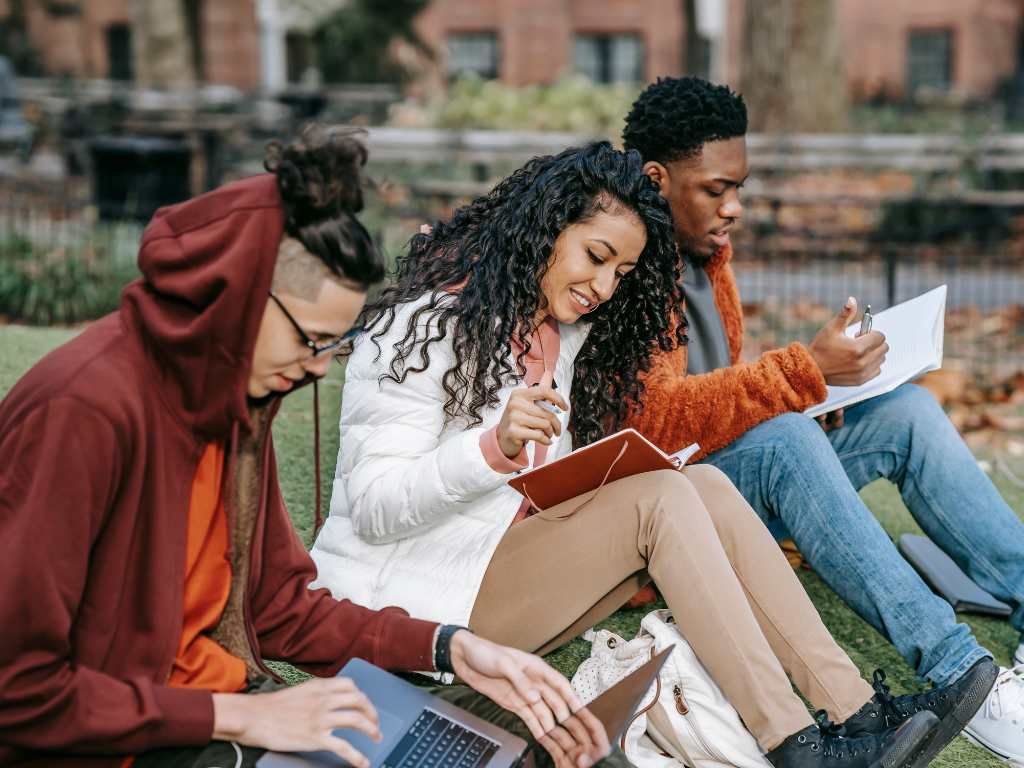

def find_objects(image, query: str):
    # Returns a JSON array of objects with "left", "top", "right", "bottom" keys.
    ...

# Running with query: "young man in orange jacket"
[{"left": 623, "top": 76, "right": 1024, "bottom": 764}]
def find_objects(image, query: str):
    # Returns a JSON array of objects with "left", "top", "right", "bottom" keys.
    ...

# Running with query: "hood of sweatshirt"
[{"left": 121, "top": 174, "right": 285, "bottom": 440}]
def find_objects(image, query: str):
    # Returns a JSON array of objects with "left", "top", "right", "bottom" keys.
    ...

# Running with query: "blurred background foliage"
[{"left": 389, "top": 75, "right": 641, "bottom": 134}]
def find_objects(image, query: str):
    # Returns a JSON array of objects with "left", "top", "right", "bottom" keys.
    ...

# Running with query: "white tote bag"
[{"left": 570, "top": 610, "right": 771, "bottom": 768}]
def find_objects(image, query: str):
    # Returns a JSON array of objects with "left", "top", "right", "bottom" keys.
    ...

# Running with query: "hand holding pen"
[
  {"left": 807, "top": 296, "right": 888, "bottom": 387},
  {"left": 496, "top": 371, "right": 568, "bottom": 459}
]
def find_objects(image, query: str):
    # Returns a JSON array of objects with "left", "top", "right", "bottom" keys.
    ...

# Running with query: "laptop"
[{"left": 257, "top": 646, "right": 672, "bottom": 768}]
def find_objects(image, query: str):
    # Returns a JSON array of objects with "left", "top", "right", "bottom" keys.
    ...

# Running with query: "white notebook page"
[{"left": 805, "top": 285, "right": 946, "bottom": 418}]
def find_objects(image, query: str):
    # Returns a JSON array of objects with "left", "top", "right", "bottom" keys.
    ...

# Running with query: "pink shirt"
[{"left": 479, "top": 317, "right": 561, "bottom": 522}]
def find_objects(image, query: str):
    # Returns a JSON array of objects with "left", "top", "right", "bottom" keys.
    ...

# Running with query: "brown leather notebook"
[{"left": 507, "top": 428, "right": 699, "bottom": 512}]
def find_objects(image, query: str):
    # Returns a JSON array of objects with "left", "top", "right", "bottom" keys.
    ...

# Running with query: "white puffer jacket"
[{"left": 310, "top": 295, "right": 591, "bottom": 626}]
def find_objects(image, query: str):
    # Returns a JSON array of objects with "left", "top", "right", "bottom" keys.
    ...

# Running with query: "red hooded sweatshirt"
[{"left": 0, "top": 175, "right": 438, "bottom": 766}]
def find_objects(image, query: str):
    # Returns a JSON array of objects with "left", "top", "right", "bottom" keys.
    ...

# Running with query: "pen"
[{"left": 858, "top": 305, "right": 873, "bottom": 337}]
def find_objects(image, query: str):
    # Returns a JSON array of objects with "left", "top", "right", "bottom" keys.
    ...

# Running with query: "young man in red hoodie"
[{"left": 0, "top": 129, "right": 608, "bottom": 768}]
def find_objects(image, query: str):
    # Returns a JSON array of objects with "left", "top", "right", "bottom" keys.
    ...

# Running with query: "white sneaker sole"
[{"left": 962, "top": 727, "right": 1024, "bottom": 766}]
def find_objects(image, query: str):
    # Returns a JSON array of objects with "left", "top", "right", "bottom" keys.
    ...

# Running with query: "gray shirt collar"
[{"left": 682, "top": 256, "right": 731, "bottom": 375}]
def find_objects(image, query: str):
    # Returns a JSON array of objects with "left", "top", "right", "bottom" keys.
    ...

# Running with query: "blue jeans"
[{"left": 704, "top": 383, "right": 1024, "bottom": 687}]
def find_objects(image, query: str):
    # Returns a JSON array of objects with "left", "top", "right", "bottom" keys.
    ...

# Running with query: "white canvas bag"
[
  {"left": 570, "top": 626, "right": 677, "bottom": 767},
  {"left": 570, "top": 609, "right": 771, "bottom": 768}
]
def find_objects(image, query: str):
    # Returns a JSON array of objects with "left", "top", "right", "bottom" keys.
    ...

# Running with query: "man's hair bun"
[
  {"left": 264, "top": 124, "right": 384, "bottom": 290},
  {"left": 264, "top": 124, "right": 368, "bottom": 233}
]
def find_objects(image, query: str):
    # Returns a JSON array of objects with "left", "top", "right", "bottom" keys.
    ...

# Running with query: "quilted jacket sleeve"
[
  {"left": 626, "top": 342, "right": 827, "bottom": 461},
  {"left": 340, "top": 300, "right": 512, "bottom": 544},
  {"left": 252, "top": 450, "right": 439, "bottom": 676}
]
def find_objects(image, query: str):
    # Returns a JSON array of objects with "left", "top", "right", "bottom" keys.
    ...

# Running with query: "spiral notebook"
[{"left": 506, "top": 428, "right": 699, "bottom": 511}]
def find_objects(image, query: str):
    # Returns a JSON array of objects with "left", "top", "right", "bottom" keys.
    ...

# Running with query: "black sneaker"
[
  {"left": 842, "top": 658, "right": 998, "bottom": 768},
  {"left": 766, "top": 709, "right": 939, "bottom": 768}
]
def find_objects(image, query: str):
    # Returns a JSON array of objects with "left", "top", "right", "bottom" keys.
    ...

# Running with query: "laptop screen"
[{"left": 519, "top": 646, "right": 671, "bottom": 767}]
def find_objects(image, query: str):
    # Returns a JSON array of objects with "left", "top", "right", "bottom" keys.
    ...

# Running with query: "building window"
[
  {"left": 44, "top": 1, "right": 80, "bottom": 17},
  {"left": 447, "top": 32, "right": 499, "bottom": 80},
  {"left": 907, "top": 29, "right": 953, "bottom": 95},
  {"left": 574, "top": 34, "right": 644, "bottom": 84},
  {"left": 106, "top": 24, "right": 133, "bottom": 82}
]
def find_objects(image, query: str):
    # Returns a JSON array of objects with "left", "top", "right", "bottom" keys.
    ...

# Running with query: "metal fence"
[
  {"left": 0, "top": 176, "right": 141, "bottom": 266},
  {"left": 726, "top": 176, "right": 1024, "bottom": 381},
  {"left": 2, "top": 127, "right": 1022, "bottom": 384},
  {"left": 356, "top": 128, "right": 1024, "bottom": 384},
  {"left": 729, "top": 247, "right": 1024, "bottom": 383},
  {"left": 0, "top": 175, "right": 142, "bottom": 324}
]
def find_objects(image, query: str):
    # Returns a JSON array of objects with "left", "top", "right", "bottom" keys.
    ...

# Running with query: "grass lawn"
[{"left": 3, "top": 323, "right": 1021, "bottom": 767}]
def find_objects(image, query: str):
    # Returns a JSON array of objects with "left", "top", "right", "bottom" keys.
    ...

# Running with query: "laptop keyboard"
[{"left": 382, "top": 708, "right": 501, "bottom": 767}]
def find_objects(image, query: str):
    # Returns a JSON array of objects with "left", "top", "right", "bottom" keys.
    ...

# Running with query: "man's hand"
[
  {"left": 450, "top": 631, "right": 610, "bottom": 768},
  {"left": 807, "top": 298, "right": 888, "bottom": 386},
  {"left": 816, "top": 408, "right": 845, "bottom": 432},
  {"left": 496, "top": 371, "right": 569, "bottom": 459},
  {"left": 212, "top": 677, "right": 380, "bottom": 768}
]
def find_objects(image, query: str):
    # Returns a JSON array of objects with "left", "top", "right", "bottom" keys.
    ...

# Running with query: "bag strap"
[{"left": 523, "top": 440, "right": 630, "bottom": 518}]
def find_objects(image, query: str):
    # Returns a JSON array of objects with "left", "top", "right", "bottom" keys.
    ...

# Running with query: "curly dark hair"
[
  {"left": 364, "top": 142, "right": 686, "bottom": 447},
  {"left": 264, "top": 124, "right": 384, "bottom": 288},
  {"left": 622, "top": 76, "right": 747, "bottom": 164}
]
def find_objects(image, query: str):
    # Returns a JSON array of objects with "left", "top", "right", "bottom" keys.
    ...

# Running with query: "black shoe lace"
[
  {"left": 815, "top": 709, "right": 847, "bottom": 738},
  {"left": 814, "top": 710, "right": 852, "bottom": 759},
  {"left": 871, "top": 669, "right": 894, "bottom": 704},
  {"left": 816, "top": 708, "right": 888, "bottom": 762},
  {"left": 869, "top": 668, "right": 902, "bottom": 725},
  {"left": 872, "top": 667, "right": 950, "bottom": 721}
]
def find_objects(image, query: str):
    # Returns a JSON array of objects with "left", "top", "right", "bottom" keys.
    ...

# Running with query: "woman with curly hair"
[{"left": 311, "top": 142, "right": 942, "bottom": 768}]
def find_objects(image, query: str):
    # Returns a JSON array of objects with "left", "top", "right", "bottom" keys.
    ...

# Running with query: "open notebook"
[
  {"left": 806, "top": 285, "right": 947, "bottom": 419},
  {"left": 506, "top": 428, "right": 699, "bottom": 511}
]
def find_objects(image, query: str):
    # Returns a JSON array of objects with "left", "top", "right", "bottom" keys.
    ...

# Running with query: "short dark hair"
[
  {"left": 622, "top": 76, "right": 748, "bottom": 165},
  {"left": 264, "top": 124, "right": 385, "bottom": 289}
]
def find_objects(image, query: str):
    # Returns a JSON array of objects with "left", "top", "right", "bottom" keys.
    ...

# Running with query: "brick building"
[
  {"left": 1, "top": 0, "right": 261, "bottom": 90},
  {"left": 412, "top": 0, "right": 691, "bottom": 89},
  {"left": 417, "top": 0, "right": 1023, "bottom": 103},
  {"left": 4, "top": 0, "right": 1023, "bottom": 103},
  {"left": 835, "top": 0, "right": 1023, "bottom": 102}
]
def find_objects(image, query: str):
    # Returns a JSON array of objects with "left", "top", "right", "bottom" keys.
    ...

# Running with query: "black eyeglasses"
[{"left": 268, "top": 290, "right": 362, "bottom": 358}]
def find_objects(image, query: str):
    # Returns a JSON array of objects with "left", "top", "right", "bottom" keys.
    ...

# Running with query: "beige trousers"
[{"left": 468, "top": 466, "right": 874, "bottom": 751}]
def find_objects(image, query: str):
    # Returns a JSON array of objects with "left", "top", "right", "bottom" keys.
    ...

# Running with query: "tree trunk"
[
  {"left": 131, "top": 0, "right": 197, "bottom": 88},
  {"left": 740, "top": 0, "right": 848, "bottom": 132}
]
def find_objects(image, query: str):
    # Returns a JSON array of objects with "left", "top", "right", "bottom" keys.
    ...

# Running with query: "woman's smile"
[{"left": 569, "top": 287, "right": 598, "bottom": 314}]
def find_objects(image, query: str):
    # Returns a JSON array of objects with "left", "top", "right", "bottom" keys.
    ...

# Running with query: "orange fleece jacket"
[{"left": 626, "top": 243, "right": 828, "bottom": 460}]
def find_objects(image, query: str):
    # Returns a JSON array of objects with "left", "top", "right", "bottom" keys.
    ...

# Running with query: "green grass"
[{"left": 2, "top": 324, "right": 1019, "bottom": 767}]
